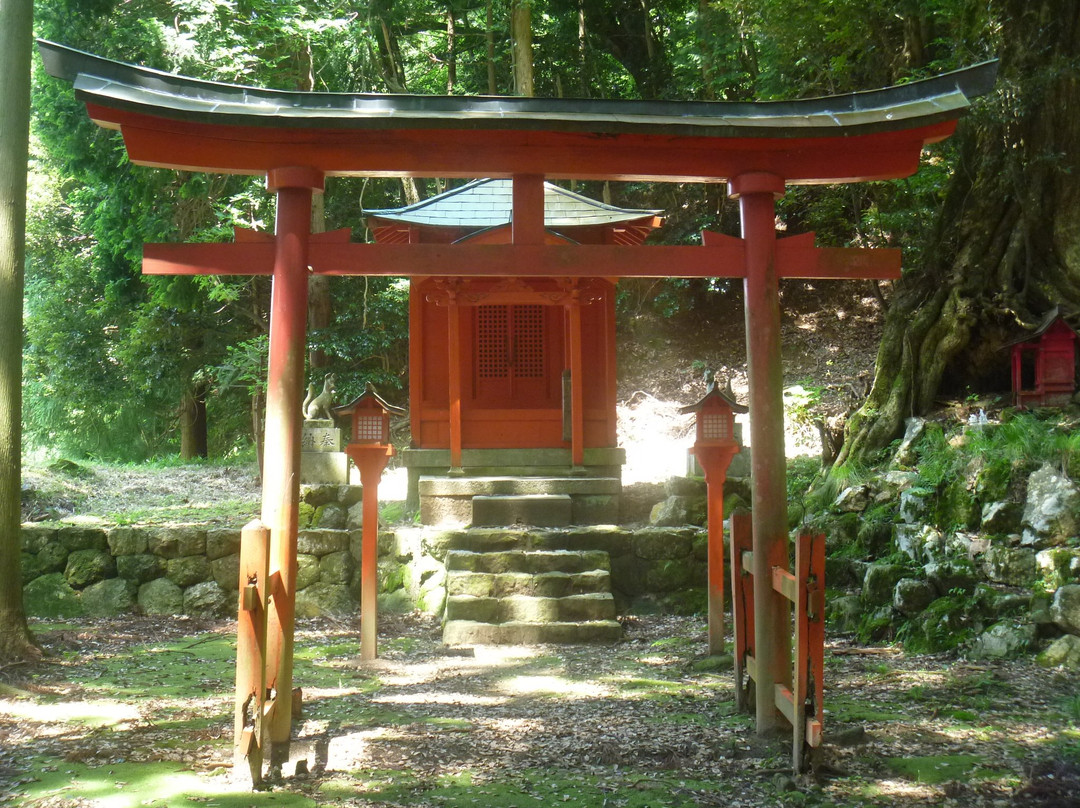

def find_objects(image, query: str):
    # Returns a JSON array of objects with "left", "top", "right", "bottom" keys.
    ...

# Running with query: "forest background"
[{"left": 19, "top": 0, "right": 1078, "bottom": 471}]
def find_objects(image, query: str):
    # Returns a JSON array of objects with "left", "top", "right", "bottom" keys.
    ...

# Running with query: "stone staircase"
[{"left": 443, "top": 540, "right": 623, "bottom": 645}]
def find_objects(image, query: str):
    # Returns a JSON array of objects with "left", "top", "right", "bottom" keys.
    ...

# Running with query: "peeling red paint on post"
[
  {"left": 261, "top": 166, "right": 323, "bottom": 770},
  {"left": 730, "top": 171, "right": 792, "bottom": 735}
]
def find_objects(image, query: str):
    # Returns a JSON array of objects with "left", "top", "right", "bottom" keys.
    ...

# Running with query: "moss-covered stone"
[
  {"left": 313, "top": 502, "right": 348, "bottom": 529},
  {"left": 298, "top": 501, "right": 316, "bottom": 529},
  {"left": 147, "top": 527, "right": 206, "bottom": 559},
  {"left": 296, "top": 583, "right": 354, "bottom": 617},
  {"left": 23, "top": 573, "right": 83, "bottom": 618},
  {"left": 633, "top": 528, "right": 694, "bottom": 560},
  {"left": 165, "top": 556, "right": 212, "bottom": 588},
  {"left": 644, "top": 557, "right": 697, "bottom": 592},
  {"left": 20, "top": 524, "right": 57, "bottom": 554},
  {"left": 107, "top": 527, "right": 147, "bottom": 556},
  {"left": 862, "top": 562, "right": 906, "bottom": 607},
  {"left": 419, "top": 528, "right": 466, "bottom": 562},
  {"left": 827, "top": 594, "right": 864, "bottom": 632},
  {"left": 81, "top": 578, "right": 137, "bottom": 617},
  {"left": 297, "top": 529, "right": 348, "bottom": 556},
  {"left": 379, "top": 560, "right": 408, "bottom": 593},
  {"left": 1051, "top": 584, "right": 1080, "bottom": 635},
  {"left": 211, "top": 553, "right": 241, "bottom": 591},
  {"left": 116, "top": 553, "right": 164, "bottom": 584},
  {"left": 138, "top": 578, "right": 184, "bottom": 615},
  {"left": 65, "top": 549, "right": 115, "bottom": 589},
  {"left": 183, "top": 581, "right": 230, "bottom": 617},
  {"left": 378, "top": 588, "right": 414, "bottom": 614},
  {"left": 893, "top": 578, "right": 936, "bottom": 617},
  {"left": 923, "top": 559, "right": 978, "bottom": 596},
  {"left": 33, "top": 542, "right": 69, "bottom": 577},
  {"left": 296, "top": 554, "right": 321, "bottom": 590},
  {"left": 320, "top": 551, "right": 354, "bottom": 585},
  {"left": 205, "top": 529, "right": 241, "bottom": 561},
  {"left": 58, "top": 526, "right": 108, "bottom": 552},
  {"left": 982, "top": 546, "right": 1036, "bottom": 587},
  {"left": 1036, "top": 548, "right": 1080, "bottom": 590},
  {"left": 1037, "top": 634, "right": 1080, "bottom": 669}
]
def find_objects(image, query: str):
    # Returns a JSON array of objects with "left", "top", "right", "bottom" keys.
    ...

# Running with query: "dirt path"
[{"left": 2, "top": 615, "right": 1078, "bottom": 807}]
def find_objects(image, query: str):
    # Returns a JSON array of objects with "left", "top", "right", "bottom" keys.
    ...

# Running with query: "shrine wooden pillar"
[
  {"left": 730, "top": 172, "right": 792, "bottom": 735},
  {"left": 262, "top": 166, "right": 323, "bottom": 768},
  {"left": 446, "top": 285, "right": 463, "bottom": 472}
]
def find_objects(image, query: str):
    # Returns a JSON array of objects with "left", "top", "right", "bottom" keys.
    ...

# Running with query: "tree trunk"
[
  {"left": 838, "top": 0, "right": 1080, "bottom": 467},
  {"left": 0, "top": 0, "right": 39, "bottom": 662},
  {"left": 308, "top": 190, "right": 332, "bottom": 369},
  {"left": 486, "top": 0, "right": 497, "bottom": 94},
  {"left": 446, "top": 6, "right": 457, "bottom": 94},
  {"left": 511, "top": 0, "right": 534, "bottom": 96},
  {"left": 179, "top": 382, "right": 209, "bottom": 460}
]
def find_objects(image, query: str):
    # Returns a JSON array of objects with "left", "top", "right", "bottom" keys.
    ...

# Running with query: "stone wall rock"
[
  {"left": 1051, "top": 584, "right": 1080, "bottom": 635},
  {"left": 138, "top": 578, "right": 184, "bottom": 615},
  {"left": 1022, "top": 464, "right": 1080, "bottom": 546},
  {"left": 82, "top": 578, "right": 137, "bottom": 617},
  {"left": 65, "top": 549, "right": 115, "bottom": 588}
]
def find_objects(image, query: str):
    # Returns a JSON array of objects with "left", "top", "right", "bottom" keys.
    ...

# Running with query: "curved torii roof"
[{"left": 37, "top": 40, "right": 997, "bottom": 184}]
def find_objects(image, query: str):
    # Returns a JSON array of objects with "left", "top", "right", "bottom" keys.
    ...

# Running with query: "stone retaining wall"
[{"left": 20, "top": 520, "right": 716, "bottom": 619}]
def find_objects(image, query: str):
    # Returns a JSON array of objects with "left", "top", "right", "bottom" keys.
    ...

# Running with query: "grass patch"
[
  {"left": 11, "top": 758, "right": 313, "bottom": 808},
  {"left": 827, "top": 696, "right": 905, "bottom": 723},
  {"left": 885, "top": 754, "right": 1010, "bottom": 784},
  {"left": 323, "top": 768, "right": 728, "bottom": 808}
]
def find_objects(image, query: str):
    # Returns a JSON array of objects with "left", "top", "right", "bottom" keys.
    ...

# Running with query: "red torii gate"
[{"left": 39, "top": 40, "right": 995, "bottom": 778}]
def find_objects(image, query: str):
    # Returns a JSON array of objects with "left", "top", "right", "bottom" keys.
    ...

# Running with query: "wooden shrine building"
[
  {"left": 366, "top": 180, "right": 661, "bottom": 521},
  {"left": 38, "top": 38, "right": 996, "bottom": 775},
  {"left": 1008, "top": 306, "right": 1079, "bottom": 408}
]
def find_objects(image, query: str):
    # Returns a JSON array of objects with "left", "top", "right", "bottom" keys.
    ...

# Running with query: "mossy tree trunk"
[
  {"left": 0, "top": 0, "right": 39, "bottom": 662},
  {"left": 838, "top": 0, "right": 1080, "bottom": 466}
]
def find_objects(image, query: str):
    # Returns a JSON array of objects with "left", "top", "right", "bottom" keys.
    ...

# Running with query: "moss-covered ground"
[{"left": 1, "top": 614, "right": 1077, "bottom": 807}]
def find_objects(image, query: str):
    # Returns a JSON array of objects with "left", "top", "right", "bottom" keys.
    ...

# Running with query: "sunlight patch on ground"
[
  {"left": 376, "top": 692, "right": 508, "bottom": 707},
  {"left": 496, "top": 674, "right": 607, "bottom": 699},
  {"left": 0, "top": 698, "right": 140, "bottom": 729}
]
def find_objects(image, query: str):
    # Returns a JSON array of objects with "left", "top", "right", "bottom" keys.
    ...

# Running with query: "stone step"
[
  {"left": 445, "top": 549, "right": 610, "bottom": 575},
  {"left": 446, "top": 593, "right": 617, "bottom": 624},
  {"left": 472, "top": 494, "right": 571, "bottom": 528},
  {"left": 446, "top": 569, "right": 612, "bottom": 599},
  {"left": 443, "top": 619, "right": 624, "bottom": 646},
  {"left": 419, "top": 476, "right": 621, "bottom": 497}
]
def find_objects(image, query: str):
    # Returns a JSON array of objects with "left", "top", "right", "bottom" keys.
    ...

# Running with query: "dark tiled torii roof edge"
[{"left": 38, "top": 40, "right": 998, "bottom": 139}]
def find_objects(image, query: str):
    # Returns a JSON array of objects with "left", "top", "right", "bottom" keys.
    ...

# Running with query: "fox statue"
[{"left": 303, "top": 373, "right": 336, "bottom": 421}]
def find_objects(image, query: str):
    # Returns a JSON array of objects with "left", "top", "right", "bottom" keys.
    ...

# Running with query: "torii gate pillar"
[
  {"left": 261, "top": 166, "right": 324, "bottom": 769},
  {"left": 730, "top": 172, "right": 792, "bottom": 735}
]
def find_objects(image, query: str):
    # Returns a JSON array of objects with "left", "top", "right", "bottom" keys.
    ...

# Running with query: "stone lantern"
[
  {"left": 680, "top": 382, "right": 748, "bottom": 654},
  {"left": 333, "top": 384, "right": 405, "bottom": 660}
]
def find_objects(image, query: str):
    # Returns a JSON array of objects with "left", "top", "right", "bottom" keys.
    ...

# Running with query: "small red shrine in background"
[
  {"left": 367, "top": 179, "right": 660, "bottom": 481},
  {"left": 1008, "top": 307, "right": 1079, "bottom": 408}
]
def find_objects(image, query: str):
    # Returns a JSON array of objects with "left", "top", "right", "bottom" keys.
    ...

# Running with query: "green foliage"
[{"left": 21, "top": 0, "right": 1009, "bottom": 463}]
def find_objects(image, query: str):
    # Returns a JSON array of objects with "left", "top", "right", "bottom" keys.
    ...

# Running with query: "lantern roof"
[
  {"left": 366, "top": 178, "right": 661, "bottom": 229},
  {"left": 680, "top": 383, "right": 749, "bottom": 415},
  {"left": 333, "top": 383, "right": 406, "bottom": 418}
]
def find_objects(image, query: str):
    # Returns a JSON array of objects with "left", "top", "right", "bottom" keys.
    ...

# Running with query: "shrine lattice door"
[{"left": 471, "top": 304, "right": 563, "bottom": 409}]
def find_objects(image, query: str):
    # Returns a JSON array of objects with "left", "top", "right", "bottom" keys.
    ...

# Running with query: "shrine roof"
[
  {"left": 39, "top": 41, "right": 995, "bottom": 140},
  {"left": 365, "top": 179, "right": 661, "bottom": 228}
]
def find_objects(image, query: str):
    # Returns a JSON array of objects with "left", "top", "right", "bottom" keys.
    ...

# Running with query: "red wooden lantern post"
[
  {"left": 335, "top": 384, "right": 405, "bottom": 661},
  {"left": 681, "top": 386, "right": 747, "bottom": 655}
]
